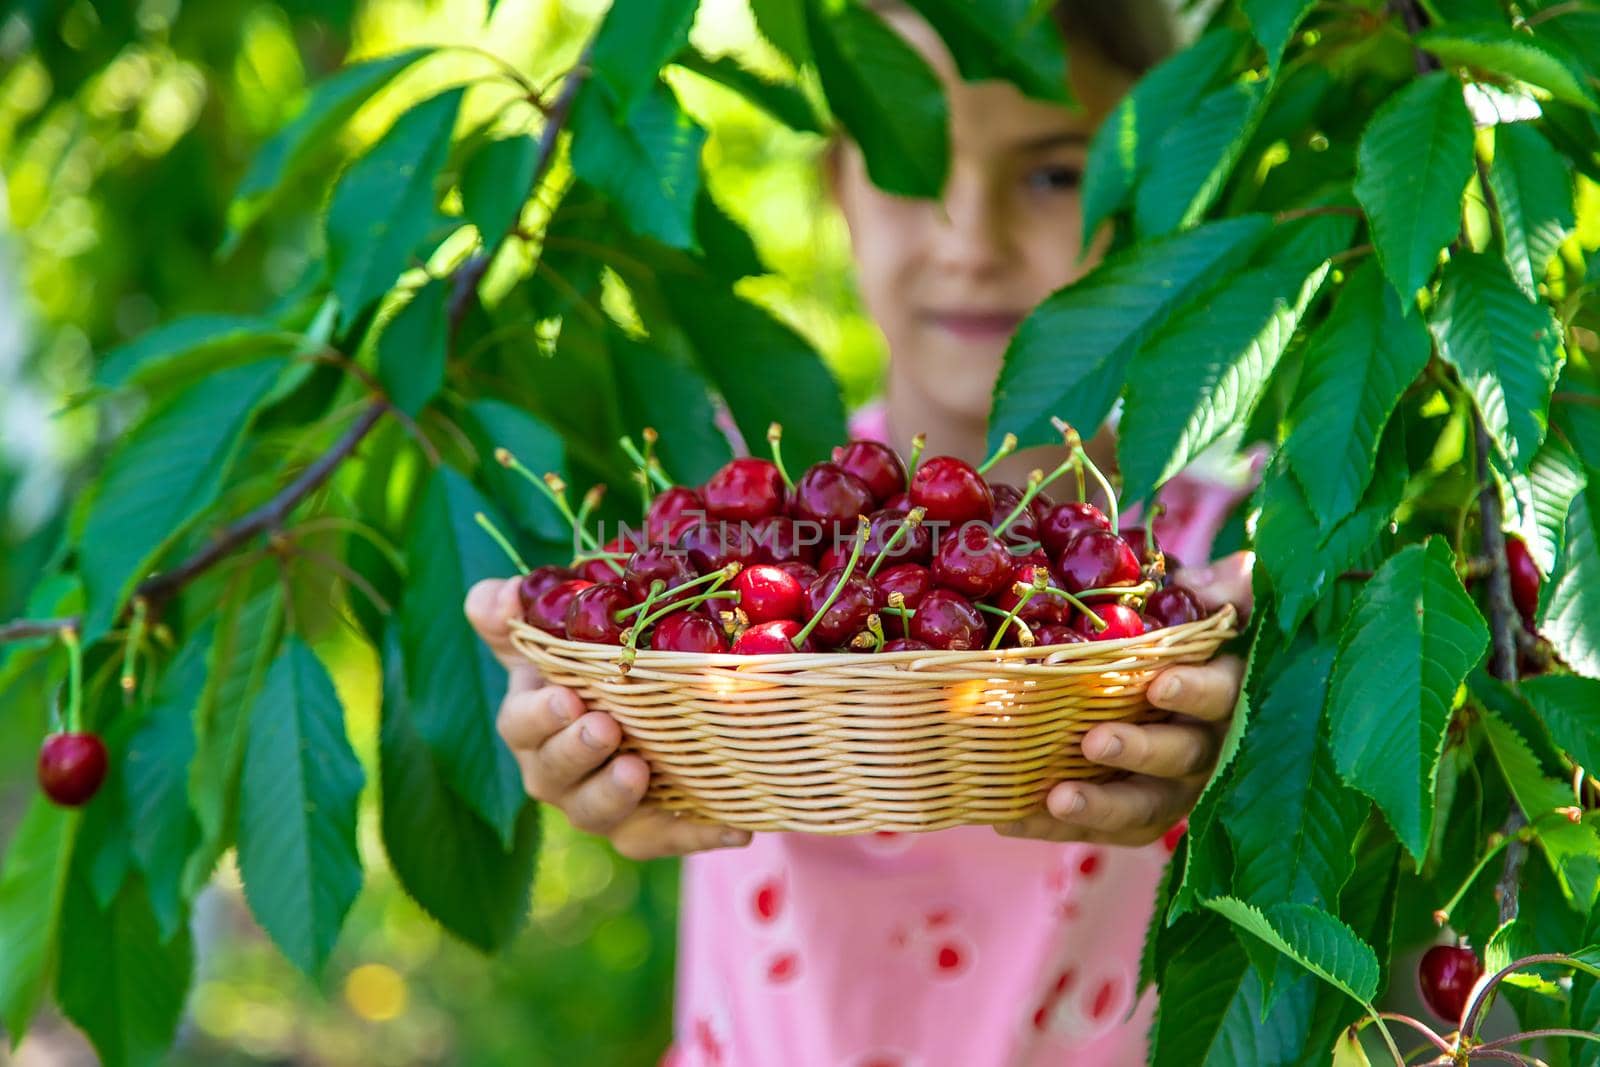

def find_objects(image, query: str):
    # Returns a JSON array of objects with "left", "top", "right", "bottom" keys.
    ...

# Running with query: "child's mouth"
[{"left": 925, "top": 310, "right": 1025, "bottom": 341}]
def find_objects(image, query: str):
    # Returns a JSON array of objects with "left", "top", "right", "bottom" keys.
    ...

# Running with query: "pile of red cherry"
[{"left": 506, "top": 427, "right": 1207, "bottom": 658}]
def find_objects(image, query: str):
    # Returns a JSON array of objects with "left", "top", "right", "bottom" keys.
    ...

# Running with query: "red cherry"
[
  {"left": 774, "top": 560, "right": 820, "bottom": 588},
  {"left": 1052, "top": 530, "right": 1141, "bottom": 596},
  {"left": 677, "top": 520, "right": 760, "bottom": 573},
  {"left": 733, "top": 619, "right": 815, "bottom": 654},
  {"left": 651, "top": 611, "right": 729, "bottom": 653},
  {"left": 1075, "top": 604, "right": 1145, "bottom": 641},
  {"left": 1032, "top": 621, "right": 1086, "bottom": 647},
  {"left": 564, "top": 582, "right": 636, "bottom": 645},
  {"left": 37, "top": 732, "right": 109, "bottom": 807},
  {"left": 993, "top": 562, "right": 1067, "bottom": 622},
  {"left": 909, "top": 589, "right": 988, "bottom": 651},
  {"left": 932, "top": 524, "right": 1014, "bottom": 599},
  {"left": 579, "top": 532, "right": 640, "bottom": 583},
  {"left": 875, "top": 562, "right": 933, "bottom": 638},
  {"left": 1039, "top": 501, "right": 1111, "bottom": 556},
  {"left": 1505, "top": 535, "right": 1541, "bottom": 628},
  {"left": 517, "top": 566, "right": 577, "bottom": 615},
  {"left": 1144, "top": 585, "right": 1204, "bottom": 629},
  {"left": 882, "top": 638, "right": 933, "bottom": 652},
  {"left": 833, "top": 440, "right": 907, "bottom": 503},
  {"left": 881, "top": 491, "right": 913, "bottom": 514},
  {"left": 1418, "top": 945, "right": 1483, "bottom": 1024},
  {"left": 1120, "top": 526, "right": 1182, "bottom": 572},
  {"left": 646, "top": 487, "right": 703, "bottom": 544},
  {"left": 748, "top": 515, "right": 815, "bottom": 565},
  {"left": 790, "top": 462, "right": 875, "bottom": 535},
  {"left": 526, "top": 578, "right": 595, "bottom": 634},
  {"left": 622, "top": 544, "right": 696, "bottom": 603},
  {"left": 990, "top": 484, "right": 1041, "bottom": 550},
  {"left": 910, "top": 456, "right": 994, "bottom": 527},
  {"left": 703, "top": 458, "right": 787, "bottom": 522},
  {"left": 861, "top": 509, "right": 932, "bottom": 568},
  {"left": 735, "top": 564, "right": 807, "bottom": 623},
  {"left": 802, "top": 569, "right": 880, "bottom": 646}
]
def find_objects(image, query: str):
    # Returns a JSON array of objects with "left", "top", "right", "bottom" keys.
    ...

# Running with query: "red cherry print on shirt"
[
  {"left": 931, "top": 937, "right": 972, "bottom": 978},
  {"left": 694, "top": 1017, "right": 725, "bottom": 1067},
  {"left": 767, "top": 951, "right": 800, "bottom": 984},
  {"left": 924, "top": 909, "right": 953, "bottom": 929},
  {"left": 752, "top": 877, "right": 784, "bottom": 923},
  {"left": 1087, "top": 978, "right": 1121, "bottom": 1022},
  {"left": 1078, "top": 849, "right": 1104, "bottom": 878},
  {"left": 1162, "top": 818, "right": 1189, "bottom": 853},
  {"left": 1054, "top": 968, "right": 1078, "bottom": 996}
]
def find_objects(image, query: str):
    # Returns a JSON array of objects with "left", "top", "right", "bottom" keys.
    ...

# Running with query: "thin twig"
[{"left": 0, "top": 617, "right": 75, "bottom": 642}]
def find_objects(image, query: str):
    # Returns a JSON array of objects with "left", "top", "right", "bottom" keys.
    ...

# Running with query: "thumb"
[
  {"left": 464, "top": 577, "right": 527, "bottom": 670},
  {"left": 1173, "top": 550, "right": 1254, "bottom": 621}
]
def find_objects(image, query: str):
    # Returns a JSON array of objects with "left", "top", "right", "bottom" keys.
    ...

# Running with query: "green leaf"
[
  {"left": 1134, "top": 79, "right": 1266, "bottom": 237},
  {"left": 461, "top": 134, "right": 539, "bottom": 244},
  {"left": 1081, "top": 29, "right": 1248, "bottom": 247},
  {"left": 589, "top": 0, "right": 699, "bottom": 115},
  {"left": 76, "top": 359, "right": 285, "bottom": 642},
  {"left": 1118, "top": 249, "right": 1331, "bottom": 503},
  {"left": 1523, "top": 674, "right": 1600, "bottom": 774},
  {"left": 751, "top": 0, "right": 810, "bottom": 64},
  {"left": 1429, "top": 251, "right": 1565, "bottom": 469},
  {"left": 95, "top": 314, "right": 289, "bottom": 391},
  {"left": 466, "top": 400, "right": 569, "bottom": 543},
  {"left": 226, "top": 47, "right": 434, "bottom": 250},
  {"left": 326, "top": 88, "right": 463, "bottom": 326},
  {"left": 379, "top": 629, "right": 539, "bottom": 953},
  {"left": 1419, "top": 24, "right": 1599, "bottom": 111},
  {"left": 1354, "top": 72, "right": 1476, "bottom": 303},
  {"left": 804, "top": 0, "right": 949, "bottom": 197},
  {"left": 402, "top": 468, "right": 527, "bottom": 843},
  {"left": 1206, "top": 897, "right": 1381, "bottom": 1003},
  {"left": 1504, "top": 437, "right": 1584, "bottom": 576},
  {"left": 671, "top": 51, "right": 824, "bottom": 133},
  {"left": 123, "top": 631, "right": 207, "bottom": 942},
  {"left": 56, "top": 868, "right": 192, "bottom": 1067},
  {"left": 1328, "top": 538, "right": 1490, "bottom": 864},
  {"left": 570, "top": 80, "right": 706, "bottom": 251},
  {"left": 1489, "top": 122, "right": 1576, "bottom": 294},
  {"left": 1244, "top": 0, "right": 1314, "bottom": 70},
  {"left": 693, "top": 188, "right": 765, "bottom": 280},
  {"left": 658, "top": 276, "right": 847, "bottom": 468},
  {"left": 610, "top": 334, "right": 733, "bottom": 486},
  {"left": 902, "top": 0, "right": 1070, "bottom": 103},
  {"left": 1284, "top": 261, "right": 1432, "bottom": 530},
  {"left": 1222, "top": 643, "right": 1367, "bottom": 911},
  {"left": 237, "top": 638, "right": 365, "bottom": 977},
  {"left": 991, "top": 214, "right": 1271, "bottom": 452},
  {"left": 376, "top": 276, "right": 449, "bottom": 417},
  {"left": 1542, "top": 484, "right": 1600, "bottom": 679},
  {"left": 0, "top": 799, "right": 79, "bottom": 1046}
]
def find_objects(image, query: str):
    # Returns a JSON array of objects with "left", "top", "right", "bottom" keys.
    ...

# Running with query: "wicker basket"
[{"left": 508, "top": 605, "right": 1238, "bottom": 835}]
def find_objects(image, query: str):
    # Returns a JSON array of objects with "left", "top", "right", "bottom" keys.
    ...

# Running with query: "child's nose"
[{"left": 931, "top": 172, "right": 1011, "bottom": 277}]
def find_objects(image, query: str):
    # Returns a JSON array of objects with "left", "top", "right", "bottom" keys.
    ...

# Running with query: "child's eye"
[{"left": 1025, "top": 164, "right": 1083, "bottom": 192}]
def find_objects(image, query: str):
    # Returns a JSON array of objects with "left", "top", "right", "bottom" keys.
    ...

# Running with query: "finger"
[
  {"left": 560, "top": 752, "right": 650, "bottom": 835},
  {"left": 993, "top": 812, "right": 1090, "bottom": 842},
  {"left": 1146, "top": 654, "right": 1245, "bottom": 721},
  {"left": 1081, "top": 721, "right": 1220, "bottom": 780},
  {"left": 1047, "top": 778, "right": 1191, "bottom": 839},
  {"left": 466, "top": 577, "right": 525, "bottom": 671},
  {"left": 1173, "top": 550, "right": 1254, "bottom": 620},
  {"left": 527, "top": 710, "right": 621, "bottom": 800},
  {"left": 497, "top": 685, "right": 584, "bottom": 752},
  {"left": 611, "top": 805, "right": 754, "bottom": 861}
]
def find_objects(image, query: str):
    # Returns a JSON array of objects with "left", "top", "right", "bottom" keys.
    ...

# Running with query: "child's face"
[{"left": 833, "top": 12, "right": 1133, "bottom": 422}]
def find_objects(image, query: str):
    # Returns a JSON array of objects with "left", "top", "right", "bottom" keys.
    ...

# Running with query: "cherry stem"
[
  {"left": 620, "top": 434, "right": 674, "bottom": 493},
  {"left": 475, "top": 512, "right": 531, "bottom": 575},
  {"left": 977, "top": 432, "right": 1018, "bottom": 476},
  {"left": 793, "top": 516, "right": 870, "bottom": 649},
  {"left": 614, "top": 564, "right": 740, "bottom": 620},
  {"left": 1052, "top": 418, "right": 1117, "bottom": 530},
  {"left": 1480, "top": 1029, "right": 1600, "bottom": 1052},
  {"left": 632, "top": 588, "right": 738, "bottom": 638},
  {"left": 864, "top": 613, "right": 886, "bottom": 652},
  {"left": 495, "top": 448, "right": 603, "bottom": 552},
  {"left": 620, "top": 579, "right": 668, "bottom": 664},
  {"left": 120, "top": 597, "right": 147, "bottom": 698},
  {"left": 766, "top": 423, "right": 796, "bottom": 492},
  {"left": 905, "top": 432, "right": 927, "bottom": 490},
  {"left": 1434, "top": 807, "right": 1579, "bottom": 927},
  {"left": 864, "top": 507, "right": 927, "bottom": 579},
  {"left": 60, "top": 626, "right": 83, "bottom": 734},
  {"left": 1368, "top": 1012, "right": 1452, "bottom": 1054},
  {"left": 1463, "top": 953, "right": 1593, "bottom": 1037},
  {"left": 995, "top": 455, "right": 1077, "bottom": 537},
  {"left": 1035, "top": 585, "right": 1108, "bottom": 630},
  {"left": 988, "top": 578, "right": 1042, "bottom": 651}
]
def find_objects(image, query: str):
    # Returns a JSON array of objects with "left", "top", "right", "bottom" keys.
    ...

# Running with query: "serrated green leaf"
[
  {"left": 1244, "top": 0, "right": 1314, "bottom": 70},
  {"left": 1429, "top": 252, "right": 1565, "bottom": 469},
  {"left": 589, "top": 0, "right": 698, "bottom": 115},
  {"left": 1081, "top": 28, "right": 1248, "bottom": 247},
  {"left": 1119, "top": 251, "right": 1330, "bottom": 503},
  {"left": 76, "top": 359, "right": 285, "bottom": 642},
  {"left": 376, "top": 276, "right": 448, "bottom": 417},
  {"left": 692, "top": 188, "right": 765, "bottom": 280},
  {"left": 804, "top": 0, "right": 949, "bottom": 197},
  {"left": 1135, "top": 79, "right": 1266, "bottom": 237},
  {"left": 379, "top": 628, "right": 539, "bottom": 953},
  {"left": 992, "top": 214, "right": 1271, "bottom": 452},
  {"left": 326, "top": 87, "right": 462, "bottom": 326},
  {"left": 671, "top": 51, "right": 823, "bottom": 133},
  {"left": 237, "top": 638, "right": 365, "bottom": 977},
  {"left": 1420, "top": 24, "right": 1599, "bottom": 111},
  {"left": 461, "top": 134, "right": 539, "bottom": 244},
  {"left": 466, "top": 400, "right": 569, "bottom": 543},
  {"left": 1523, "top": 674, "right": 1600, "bottom": 774},
  {"left": 1542, "top": 483, "right": 1600, "bottom": 679},
  {"left": 1284, "top": 261, "right": 1432, "bottom": 530},
  {"left": 95, "top": 314, "right": 290, "bottom": 391},
  {"left": 226, "top": 48, "right": 434, "bottom": 251},
  {"left": 658, "top": 276, "right": 846, "bottom": 469},
  {"left": 1354, "top": 72, "right": 1476, "bottom": 303},
  {"left": 902, "top": 0, "right": 1070, "bottom": 103},
  {"left": 0, "top": 799, "right": 79, "bottom": 1047},
  {"left": 402, "top": 468, "right": 527, "bottom": 843},
  {"left": 570, "top": 79, "right": 706, "bottom": 251},
  {"left": 750, "top": 0, "right": 809, "bottom": 64},
  {"left": 1504, "top": 437, "right": 1584, "bottom": 575},
  {"left": 56, "top": 867, "right": 192, "bottom": 1067},
  {"left": 609, "top": 334, "right": 733, "bottom": 486},
  {"left": 1328, "top": 538, "right": 1490, "bottom": 863},
  {"left": 1489, "top": 122, "right": 1576, "bottom": 295},
  {"left": 1207, "top": 897, "right": 1381, "bottom": 1002}
]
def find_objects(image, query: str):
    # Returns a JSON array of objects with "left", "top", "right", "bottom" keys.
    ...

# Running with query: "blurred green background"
[{"left": 0, "top": 1, "right": 881, "bottom": 1063}]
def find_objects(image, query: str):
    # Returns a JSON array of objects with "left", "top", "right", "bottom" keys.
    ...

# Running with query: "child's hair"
[{"left": 1050, "top": 0, "right": 1176, "bottom": 75}]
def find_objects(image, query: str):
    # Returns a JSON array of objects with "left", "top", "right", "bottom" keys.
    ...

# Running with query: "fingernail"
[
  {"left": 1092, "top": 735, "right": 1123, "bottom": 760},
  {"left": 1055, "top": 790, "right": 1086, "bottom": 817},
  {"left": 580, "top": 723, "right": 606, "bottom": 749},
  {"left": 721, "top": 830, "right": 750, "bottom": 847},
  {"left": 548, "top": 697, "right": 576, "bottom": 728},
  {"left": 1157, "top": 676, "right": 1183, "bottom": 704}
]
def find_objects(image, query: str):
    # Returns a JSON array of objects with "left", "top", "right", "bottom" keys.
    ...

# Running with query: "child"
[{"left": 467, "top": 4, "right": 1255, "bottom": 1063}]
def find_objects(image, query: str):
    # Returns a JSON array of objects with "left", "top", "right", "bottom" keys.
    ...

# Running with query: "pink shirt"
[{"left": 668, "top": 403, "right": 1250, "bottom": 1067}]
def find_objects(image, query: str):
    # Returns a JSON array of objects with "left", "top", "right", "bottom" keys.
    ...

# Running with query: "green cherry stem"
[
  {"left": 494, "top": 448, "right": 601, "bottom": 552},
  {"left": 977, "top": 432, "right": 1018, "bottom": 476},
  {"left": 864, "top": 507, "right": 927, "bottom": 579},
  {"left": 793, "top": 516, "right": 870, "bottom": 649},
  {"left": 863, "top": 613, "right": 886, "bottom": 652},
  {"left": 619, "top": 578, "right": 668, "bottom": 667},
  {"left": 988, "top": 582, "right": 1041, "bottom": 651},
  {"left": 632, "top": 589, "right": 738, "bottom": 636},
  {"left": 120, "top": 597, "right": 148, "bottom": 698},
  {"left": 475, "top": 511, "right": 531, "bottom": 575},
  {"left": 614, "top": 563, "right": 741, "bottom": 620},
  {"left": 573, "top": 485, "right": 625, "bottom": 576},
  {"left": 766, "top": 423, "right": 795, "bottom": 492},
  {"left": 994, "top": 452, "right": 1079, "bottom": 537},
  {"left": 1034, "top": 584, "right": 1108, "bottom": 631},
  {"left": 1053, "top": 417, "right": 1118, "bottom": 533},
  {"left": 61, "top": 626, "right": 83, "bottom": 733},
  {"left": 1076, "top": 580, "right": 1157, "bottom": 602},
  {"left": 620, "top": 434, "right": 675, "bottom": 493},
  {"left": 904, "top": 432, "right": 927, "bottom": 490}
]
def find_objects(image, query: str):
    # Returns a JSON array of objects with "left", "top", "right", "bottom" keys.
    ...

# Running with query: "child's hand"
[
  {"left": 464, "top": 578, "right": 754, "bottom": 860},
  {"left": 994, "top": 551, "right": 1255, "bottom": 847}
]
